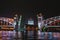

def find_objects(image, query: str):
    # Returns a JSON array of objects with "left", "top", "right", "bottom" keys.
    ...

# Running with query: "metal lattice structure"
[{"left": 43, "top": 16, "right": 60, "bottom": 26}]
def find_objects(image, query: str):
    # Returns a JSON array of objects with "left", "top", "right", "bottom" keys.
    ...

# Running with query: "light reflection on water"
[{"left": 0, "top": 31, "right": 60, "bottom": 40}]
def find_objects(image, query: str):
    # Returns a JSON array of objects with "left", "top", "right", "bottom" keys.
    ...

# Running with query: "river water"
[{"left": 0, "top": 31, "right": 60, "bottom": 40}]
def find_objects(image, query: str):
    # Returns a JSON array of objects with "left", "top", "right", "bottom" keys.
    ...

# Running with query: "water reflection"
[{"left": 0, "top": 31, "right": 60, "bottom": 40}]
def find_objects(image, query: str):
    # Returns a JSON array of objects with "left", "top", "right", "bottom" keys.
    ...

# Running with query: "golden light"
[
  {"left": 2, "top": 27, "right": 9, "bottom": 30},
  {"left": 27, "top": 26, "right": 30, "bottom": 31},
  {"left": 36, "top": 27, "right": 38, "bottom": 31},
  {"left": 3, "top": 25, "right": 7, "bottom": 27},
  {"left": 8, "top": 18, "right": 14, "bottom": 23},
  {"left": 9, "top": 27, "right": 14, "bottom": 30},
  {"left": 32, "top": 27, "right": 35, "bottom": 31}
]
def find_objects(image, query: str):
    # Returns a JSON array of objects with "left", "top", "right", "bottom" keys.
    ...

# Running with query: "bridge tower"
[{"left": 37, "top": 13, "right": 44, "bottom": 31}]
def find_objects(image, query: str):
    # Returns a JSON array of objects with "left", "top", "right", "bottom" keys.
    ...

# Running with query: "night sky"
[{"left": 0, "top": 0, "right": 59, "bottom": 19}]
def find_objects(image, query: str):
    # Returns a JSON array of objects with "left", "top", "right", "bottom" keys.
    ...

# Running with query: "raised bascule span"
[
  {"left": 43, "top": 16, "right": 60, "bottom": 32},
  {"left": 0, "top": 17, "right": 14, "bottom": 31},
  {"left": 44, "top": 16, "right": 60, "bottom": 26}
]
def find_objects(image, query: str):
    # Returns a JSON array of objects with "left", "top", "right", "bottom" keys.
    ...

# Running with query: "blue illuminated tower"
[{"left": 18, "top": 15, "right": 25, "bottom": 31}]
